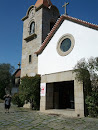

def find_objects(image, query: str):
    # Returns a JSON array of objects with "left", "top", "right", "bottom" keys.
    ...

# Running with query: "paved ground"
[{"left": 0, "top": 103, "right": 98, "bottom": 130}]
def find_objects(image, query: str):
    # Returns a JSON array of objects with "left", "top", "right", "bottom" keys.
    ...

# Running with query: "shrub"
[
  {"left": 12, "top": 93, "right": 24, "bottom": 107},
  {"left": 86, "top": 91, "right": 98, "bottom": 117},
  {"left": 19, "top": 75, "right": 41, "bottom": 110},
  {"left": 73, "top": 57, "right": 98, "bottom": 117}
]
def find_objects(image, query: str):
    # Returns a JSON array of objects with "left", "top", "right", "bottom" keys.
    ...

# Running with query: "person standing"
[{"left": 4, "top": 94, "right": 11, "bottom": 113}]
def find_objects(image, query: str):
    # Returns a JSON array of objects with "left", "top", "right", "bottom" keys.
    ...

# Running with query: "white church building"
[{"left": 21, "top": 0, "right": 98, "bottom": 117}]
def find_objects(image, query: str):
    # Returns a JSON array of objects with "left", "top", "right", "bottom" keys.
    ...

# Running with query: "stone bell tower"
[{"left": 21, "top": 0, "right": 60, "bottom": 77}]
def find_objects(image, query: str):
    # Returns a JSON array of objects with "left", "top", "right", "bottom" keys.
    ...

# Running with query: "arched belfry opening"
[{"left": 30, "top": 21, "right": 35, "bottom": 35}]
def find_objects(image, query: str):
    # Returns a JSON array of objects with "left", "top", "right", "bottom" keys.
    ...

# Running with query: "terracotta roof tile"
[
  {"left": 35, "top": 15, "right": 98, "bottom": 55},
  {"left": 35, "top": 0, "right": 52, "bottom": 8},
  {"left": 15, "top": 69, "right": 21, "bottom": 78}
]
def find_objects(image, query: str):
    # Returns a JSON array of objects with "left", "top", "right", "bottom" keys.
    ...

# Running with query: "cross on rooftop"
[{"left": 62, "top": 2, "right": 69, "bottom": 15}]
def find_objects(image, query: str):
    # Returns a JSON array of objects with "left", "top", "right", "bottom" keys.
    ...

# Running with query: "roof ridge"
[
  {"left": 66, "top": 15, "right": 98, "bottom": 27},
  {"left": 35, "top": 15, "right": 98, "bottom": 55}
]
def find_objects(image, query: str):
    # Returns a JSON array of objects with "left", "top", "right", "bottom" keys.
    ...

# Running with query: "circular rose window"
[
  {"left": 60, "top": 38, "right": 71, "bottom": 52},
  {"left": 57, "top": 34, "right": 75, "bottom": 56}
]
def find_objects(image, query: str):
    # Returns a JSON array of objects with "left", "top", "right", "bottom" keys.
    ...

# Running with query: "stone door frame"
[{"left": 40, "top": 70, "right": 84, "bottom": 117}]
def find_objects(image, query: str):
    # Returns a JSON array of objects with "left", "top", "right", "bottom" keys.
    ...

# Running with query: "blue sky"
[{"left": 0, "top": 0, "right": 98, "bottom": 69}]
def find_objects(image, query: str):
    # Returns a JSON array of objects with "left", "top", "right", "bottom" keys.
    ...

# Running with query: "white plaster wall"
[{"left": 38, "top": 20, "right": 98, "bottom": 75}]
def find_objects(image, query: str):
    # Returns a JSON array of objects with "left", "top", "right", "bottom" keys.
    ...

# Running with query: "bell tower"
[{"left": 21, "top": 0, "right": 60, "bottom": 77}]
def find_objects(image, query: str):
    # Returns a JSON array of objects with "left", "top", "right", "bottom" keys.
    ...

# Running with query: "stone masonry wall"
[
  {"left": 21, "top": 7, "right": 42, "bottom": 77},
  {"left": 42, "top": 6, "right": 60, "bottom": 42},
  {"left": 21, "top": 6, "right": 59, "bottom": 77}
]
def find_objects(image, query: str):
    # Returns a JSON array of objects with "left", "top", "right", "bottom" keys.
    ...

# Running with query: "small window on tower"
[
  {"left": 29, "top": 55, "right": 32, "bottom": 63},
  {"left": 30, "top": 22, "right": 35, "bottom": 34}
]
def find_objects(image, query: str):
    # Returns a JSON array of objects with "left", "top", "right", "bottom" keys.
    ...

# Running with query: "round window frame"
[{"left": 57, "top": 34, "right": 75, "bottom": 56}]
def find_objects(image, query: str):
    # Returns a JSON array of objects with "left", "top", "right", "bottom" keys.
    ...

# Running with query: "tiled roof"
[
  {"left": 35, "top": 0, "right": 52, "bottom": 8},
  {"left": 35, "top": 15, "right": 98, "bottom": 55},
  {"left": 14, "top": 69, "right": 21, "bottom": 78}
]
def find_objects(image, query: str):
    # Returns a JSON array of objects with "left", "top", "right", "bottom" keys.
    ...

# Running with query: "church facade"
[{"left": 21, "top": 0, "right": 98, "bottom": 117}]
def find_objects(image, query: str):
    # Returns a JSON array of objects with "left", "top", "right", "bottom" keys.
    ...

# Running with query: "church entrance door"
[{"left": 53, "top": 81, "right": 74, "bottom": 109}]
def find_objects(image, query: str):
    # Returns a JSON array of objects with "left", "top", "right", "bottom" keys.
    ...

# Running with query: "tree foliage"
[
  {"left": 0, "top": 63, "right": 15, "bottom": 99},
  {"left": 16, "top": 75, "right": 41, "bottom": 110},
  {"left": 12, "top": 93, "right": 24, "bottom": 107},
  {"left": 73, "top": 57, "right": 98, "bottom": 117}
]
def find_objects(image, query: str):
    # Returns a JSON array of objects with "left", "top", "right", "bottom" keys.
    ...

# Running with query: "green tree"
[
  {"left": 0, "top": 63, "right": 15, "bottom": 99},
  {"left": 18, "top": 75, "right": 41, "bottom": 110},
  {"left": 73, "top": 57, "right": 98, "bottom": 117}
]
